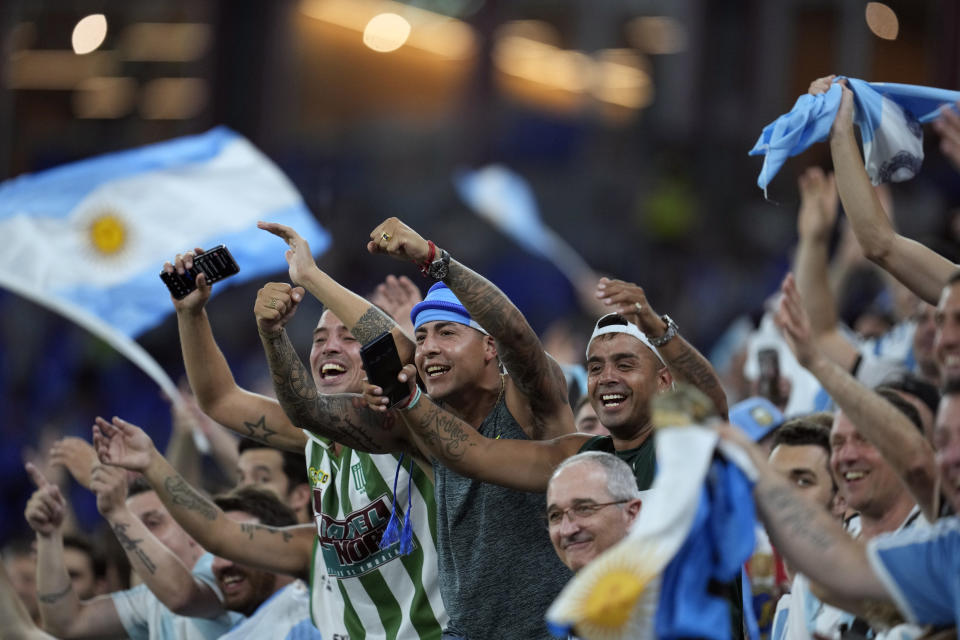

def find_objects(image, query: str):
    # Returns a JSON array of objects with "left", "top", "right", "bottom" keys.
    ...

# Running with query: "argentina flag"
[
  {"left": 0, "top": 126, "right": 329, "bottom": 398},
  {"left": 749, "top": 77, "right": 960, "bottom": 193}
]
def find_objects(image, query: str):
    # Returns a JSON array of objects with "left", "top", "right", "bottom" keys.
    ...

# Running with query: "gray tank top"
[{"left": 433, "top": 396, "right": 572, "bottom": 639}]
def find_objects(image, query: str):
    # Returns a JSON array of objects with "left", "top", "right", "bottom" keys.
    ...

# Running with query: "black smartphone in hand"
[
  {"left": 360, "top": 332, "right": 411, "bottom": 408},
  {"left": 160, "top": 245, "right": 240, "bottom": 299}
]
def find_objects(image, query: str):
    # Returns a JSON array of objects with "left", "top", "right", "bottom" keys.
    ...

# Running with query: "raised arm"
[
  {"left": 25, "top": 464, "right": 125, "bottom": 639},
  {"left": 367, "top": 217, "right": 572, "bottom": 437},
  {"left": 368, "top": 365, "right": 588, "bottom": 491},
  {"left": 85, "top": 434, "right": 224, "bottom": 619},
  {"left": 792, "top": 167, "right": 862, "bottom": 372},
  {"left": 597, "top": 277, "right": 729, "bottom": 417},
  {"left": 0, "top": 553, "right": 55, "bottom": 640},
  {"left": 258, "top": 221, "right": 415, "bottom": 361},
  {"left": 166, "top": 249, "right": 307, "bottom": 453},
  {"left": 776, "top": 273, "right": 938, "bottom": 519},
  {"left": 93, "top": 416, "right": 314, "bottom": 580},
  {"left": 812, "top": 76, "right": 956, "bottom": 304},
  {"left": 717, "top": 424, "right": 890, "bottom": 603}
]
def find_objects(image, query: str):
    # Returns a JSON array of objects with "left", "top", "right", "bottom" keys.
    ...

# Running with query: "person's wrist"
[
  {"left": 257, "top": 322, "right": 283, "bottom": 340},
  {"left": 144, "top": 446, "right": 165, "bottom": 476}
]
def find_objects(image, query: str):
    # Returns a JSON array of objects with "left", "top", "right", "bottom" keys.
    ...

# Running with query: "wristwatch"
[
  {"left": 427, "top": 249, "right": 450, "bottom": 280},
  {"left": 649, "top": 314, "right": 678, "bottom": 347}
]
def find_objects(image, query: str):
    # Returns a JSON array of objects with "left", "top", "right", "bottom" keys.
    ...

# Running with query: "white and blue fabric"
[
  {"left": 111, "top": 552, "right": 244, "bottom": 640},
  {"left": 749, "top": 78, "right": 960, "bottom": 193},
  {"left": 0, "top": 126, "right": 328, "bottom": 337},
  {"left": 868, "top": 515, "right": 960, "bottom": 627},
  {"left": 218, "top": 580, "right": 318, "bottom": 640}
]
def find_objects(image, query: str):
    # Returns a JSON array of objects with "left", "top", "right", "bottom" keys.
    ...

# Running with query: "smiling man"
[{"left": 545, "top": 452, "right": 642, "bottom": 572}]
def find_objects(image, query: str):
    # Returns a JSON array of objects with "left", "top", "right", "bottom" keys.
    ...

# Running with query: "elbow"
[{"left": 860, "top": 232, "right": 894, "bottom": 267}]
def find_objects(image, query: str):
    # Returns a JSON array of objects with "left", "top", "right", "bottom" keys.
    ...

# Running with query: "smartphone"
[
  {"left": 360, "top": 332, "right": 411, "bottom": 408},
  {"left": 757, "top": 348, "right": 784, "bottom": 406},
  {"left": 160, "top": 245, "right": 240, "bottom": 299}
]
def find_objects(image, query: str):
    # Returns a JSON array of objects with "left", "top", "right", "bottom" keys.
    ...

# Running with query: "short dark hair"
[
  {"left": 213, "top": 486, "right": 299, "bottom": 528},
  {"left": 770, "top": 415, "right": 832, "bottom": 454},
  {"left": 127, "top": 476, "right": 154, "bottom": 498},
  {"left": 874, "top": 387, "right": 924, "bottom": 434},
  {"left": 63, "top": 533, "right": 106, "bottom": 578},
  {"left": 237, "top": 440, "right": 308, "bottom": 489},
  {"left": 879, "top": 372, "right": 940, "bottom": 416}
]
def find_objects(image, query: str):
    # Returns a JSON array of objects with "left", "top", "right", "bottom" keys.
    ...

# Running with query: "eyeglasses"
[{"left": 545, "top": 500, "right": 629, "bottom": 528}]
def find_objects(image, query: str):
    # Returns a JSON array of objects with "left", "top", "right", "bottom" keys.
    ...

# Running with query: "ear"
[
  {"left": 289, "top": 482, "right": 312, "bottom": 516},
  {"left": 656, "top": 366, "right": 673, "bottom": 391},
  {"left": 625, "top": 498, "right": 643, "bottom": 523},
  {"left": 482, "top": 334, "right": 498, "bottom": 363}
]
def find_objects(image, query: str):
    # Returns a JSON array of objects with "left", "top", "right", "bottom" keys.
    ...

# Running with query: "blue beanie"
[
  {"left": 410, "top": 283, "right": 487, "bottom": 333},
  {"left": 729, "top": 396, "right": 784, "bottom": 443}
]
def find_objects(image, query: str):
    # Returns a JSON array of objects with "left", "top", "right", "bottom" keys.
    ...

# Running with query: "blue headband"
[{"left": 410, "top": 282, "right": 487, "bottom": 333}]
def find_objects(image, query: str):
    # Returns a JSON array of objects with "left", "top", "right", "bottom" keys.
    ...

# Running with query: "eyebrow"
[{"left": 587, "top": 352, "right": 640, "bottom": 364}]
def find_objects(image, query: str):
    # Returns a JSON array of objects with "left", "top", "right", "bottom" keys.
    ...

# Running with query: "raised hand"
[
  {"left": 797, "top": 167, "right": 838, "bottom": 241},
  {"left": 774, "top": 273, "right": 817, "bottom": 368},
  {"left": 92, "top": 416, "right": 154, "bottom": 472},
  {"left": 89, "top": 463, "right": 129, "bottom": 518},
  {"left": 367, "top": 217, "right": 433, "bottom": 264},
  {"left": 370, "top": 275, "right": 422, "bottom": 336},
  {"left": 595, "top": 277, "right": 664, "bottom": 336},
  {"left": 50, "top": 437, "right": 98, "bottom": 490},
  {"left": 808, "top": 75, "right": 854, "bottom": 138},
  {"left": 24, "top": 463, "right": 66, "bottom": 537},
  {"left": 258, "top": 221, "right": 318, "bottom": 286},
  {"left": 254, "top": 282, "right": 304, "bottom": 335},
  {"left": 162, "top": 247, "right": 211, "bottom": 312}
]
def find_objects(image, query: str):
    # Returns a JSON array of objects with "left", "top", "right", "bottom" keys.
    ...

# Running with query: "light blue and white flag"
[
  {"left": 749, "top": 78, "right": 960, "bottom": 193},
  {"left": 0, "top": 126, "right": 329, "bottom": 400},
  {"left": 453, "top": 164, "right": 595, "bottom": 286}
]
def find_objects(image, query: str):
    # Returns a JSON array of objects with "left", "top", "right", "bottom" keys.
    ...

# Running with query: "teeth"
[
  {"left": 844, "top": 471, "right": 866, "bottom": 480},
  {"left": 601, "top": 394, "right": 625, "bottom": 405},
  {"left": 321, "top": 363, "right": 346, "bottom": 376},
  {"left": 426, "top": 365, "right": 449, "bottom": 377},
  {"left": 222, "top": 575, "right": 244, "bottom": 585}
]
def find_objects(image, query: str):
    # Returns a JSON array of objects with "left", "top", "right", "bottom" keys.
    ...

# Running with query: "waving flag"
[
  {"left": 749, "top": 77, "right": 960, "bottom": 193},
  {"left": 546, "top": 418, "right": 757, "bottom": 640},
  {"left": 0, "top": 126, "right": 329, "bottom": 401}
]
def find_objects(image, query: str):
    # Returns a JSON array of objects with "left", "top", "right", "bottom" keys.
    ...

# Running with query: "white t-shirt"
[
  {"left": 111, "top": 552, "right": 243, "bottom": 640},
  {"left": 218, "top": 580, "right": 317, "bottom": 640}
]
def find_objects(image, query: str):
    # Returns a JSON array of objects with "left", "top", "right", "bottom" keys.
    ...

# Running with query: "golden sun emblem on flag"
[{"left": 86, "top": 209, "right": 129, "bottom": 257}]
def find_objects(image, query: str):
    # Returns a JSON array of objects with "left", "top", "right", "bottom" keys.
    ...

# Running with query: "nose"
[
  {"left": 419, "top": 332, "right": 441, "bottom": 356},
  {"left": 832, "top": 442, "right": 860, "bottom": 470},
  {"left": 556, "top": 511, "right": 581, "bottom": 537},
  {"left": 211, "top": 555, "right": 234, "bottom": 573}
]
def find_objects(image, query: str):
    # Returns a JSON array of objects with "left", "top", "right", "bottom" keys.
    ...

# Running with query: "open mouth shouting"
[
  {"left": 216, "top": 568, "right": 248, "bottom": 596},
  {"left": 424, "top": 363, "right": 451, "bottom": 379},
  {"left": 318, "top": 360, "right": 348, "bottom": 382}
]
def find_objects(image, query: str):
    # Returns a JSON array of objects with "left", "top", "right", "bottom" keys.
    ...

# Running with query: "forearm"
[
  {"left": 144, "top": 451, "right": 310, "bottom": 578},
  {"left": 0, "top": 560, "right": 50, "bottom": 640},
  {"left": 103, "top": 508, "right": 209, "bottom": 614},
  {"left": 164, "top": 426, "right": 202, "bottom": 488},
  {"left": 177, "top": 309, "right": 240, "bottom": 410},
  {"left": 658, "top": 336, "right": 728, "bottom": 417},
  {"left": 807, "top": 354, "right": 938, "bottom": 518},
  {"left": 297, "top": 267, "right": 414, "bottom": 359},
  {"left": 794, "top": 233, "right": 839, "bottom": 335},
  {"left": 261, "top": 328, "right": 399, "bottom": 452},
  {"left": 443, "top": 261, "right": 567, "bottom": 409},
  {"left": 35, "top": 532, "right": 83, "bottom": 634}
]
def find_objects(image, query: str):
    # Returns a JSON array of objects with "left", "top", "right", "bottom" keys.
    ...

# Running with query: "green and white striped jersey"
[{"left": 304, "top": 431, "right": 447, "bottom": 640}]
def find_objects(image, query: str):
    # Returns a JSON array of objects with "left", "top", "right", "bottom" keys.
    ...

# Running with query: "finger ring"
[
  {"left": 634, "top": 302, "right": 643, "bottom": 313},
  {"left": 268, "top": 298, "right": 278, "bottom": 310},
  {"left": 381, "top": 232, "right": 391, "bottom": 241}
]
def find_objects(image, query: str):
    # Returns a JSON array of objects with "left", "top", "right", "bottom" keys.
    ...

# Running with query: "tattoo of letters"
[
  {"left": 113, "top": 522, "right": 158, "bottom": 575},
  {"left": 408, "top": 403, "right": 475, "bottom": 462},
  {"left": 164, "top": 476, "right": 217, "bottom": 521},
  {"left": 351, "top": 307, "right": 395, "bottom": 346}
]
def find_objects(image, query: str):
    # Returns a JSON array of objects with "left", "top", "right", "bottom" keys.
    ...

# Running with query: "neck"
[
  {"left": 440, "top": 373, "right": 503, "bottom": 429},
  {"left": 608, "top": 421, "right": 653, "bottom": 451},
  {"left": 857, "top": 494, "right": 916, "bottom": 540}
]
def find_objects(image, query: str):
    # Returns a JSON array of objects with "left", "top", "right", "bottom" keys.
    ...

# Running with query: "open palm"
[{"left": 92, "top": 416, "right": 154, "bottom": 471}]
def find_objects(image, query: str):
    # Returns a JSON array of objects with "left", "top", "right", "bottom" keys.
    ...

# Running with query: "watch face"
[{"left": 428, "top": 261, "right": 448, "bottom": 279}]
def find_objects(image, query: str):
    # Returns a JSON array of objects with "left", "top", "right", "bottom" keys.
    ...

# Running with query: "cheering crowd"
[{"left": 3, "top": 75, "right": 960, "bottom": 640}]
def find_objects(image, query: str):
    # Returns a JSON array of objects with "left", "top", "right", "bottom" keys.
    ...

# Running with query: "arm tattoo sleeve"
[
  {"left": 262, "top": 329, "right": 394, "bottom": 452},
  {"left": 163, "top": 476, "right": 217, "bottom": 521},
  {"left": 112, "top": 523, "right": 158, "bottom": 575},
  {"left": 759, "top": 483, "right": 838, "bottom": 551},
  {"left": 665, "top": 344, "right": 725, "bottom": 401},
  {"left": 444, "top": 262, "right": 565, "bottom": 412},
  {"left": 351, "top": 307, "right": 396, "bottom": 346},
  {"left": 38, "top": 582, "right": 73, "bottom": 604}
]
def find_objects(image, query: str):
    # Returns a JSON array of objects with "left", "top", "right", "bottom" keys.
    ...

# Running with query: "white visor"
[{"left": 586, "top": 313, "right": 667, "bottom": 367}]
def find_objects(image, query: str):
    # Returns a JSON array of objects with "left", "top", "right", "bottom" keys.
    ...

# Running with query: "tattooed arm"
[
  {"left": 396, "top": 380, "right": 589, "bottom": 491},
  {"left": 260, "top": 326, "right": 415, "bottom": 454},
  {"left": 95, "top": 417, "right": 314, "bottom": 580},
  {"left": 88, "top": 462, "right": 224, "bottom": 619},
  {"left": 719, "top": 423, "right": 890, "bottom": 602}
]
